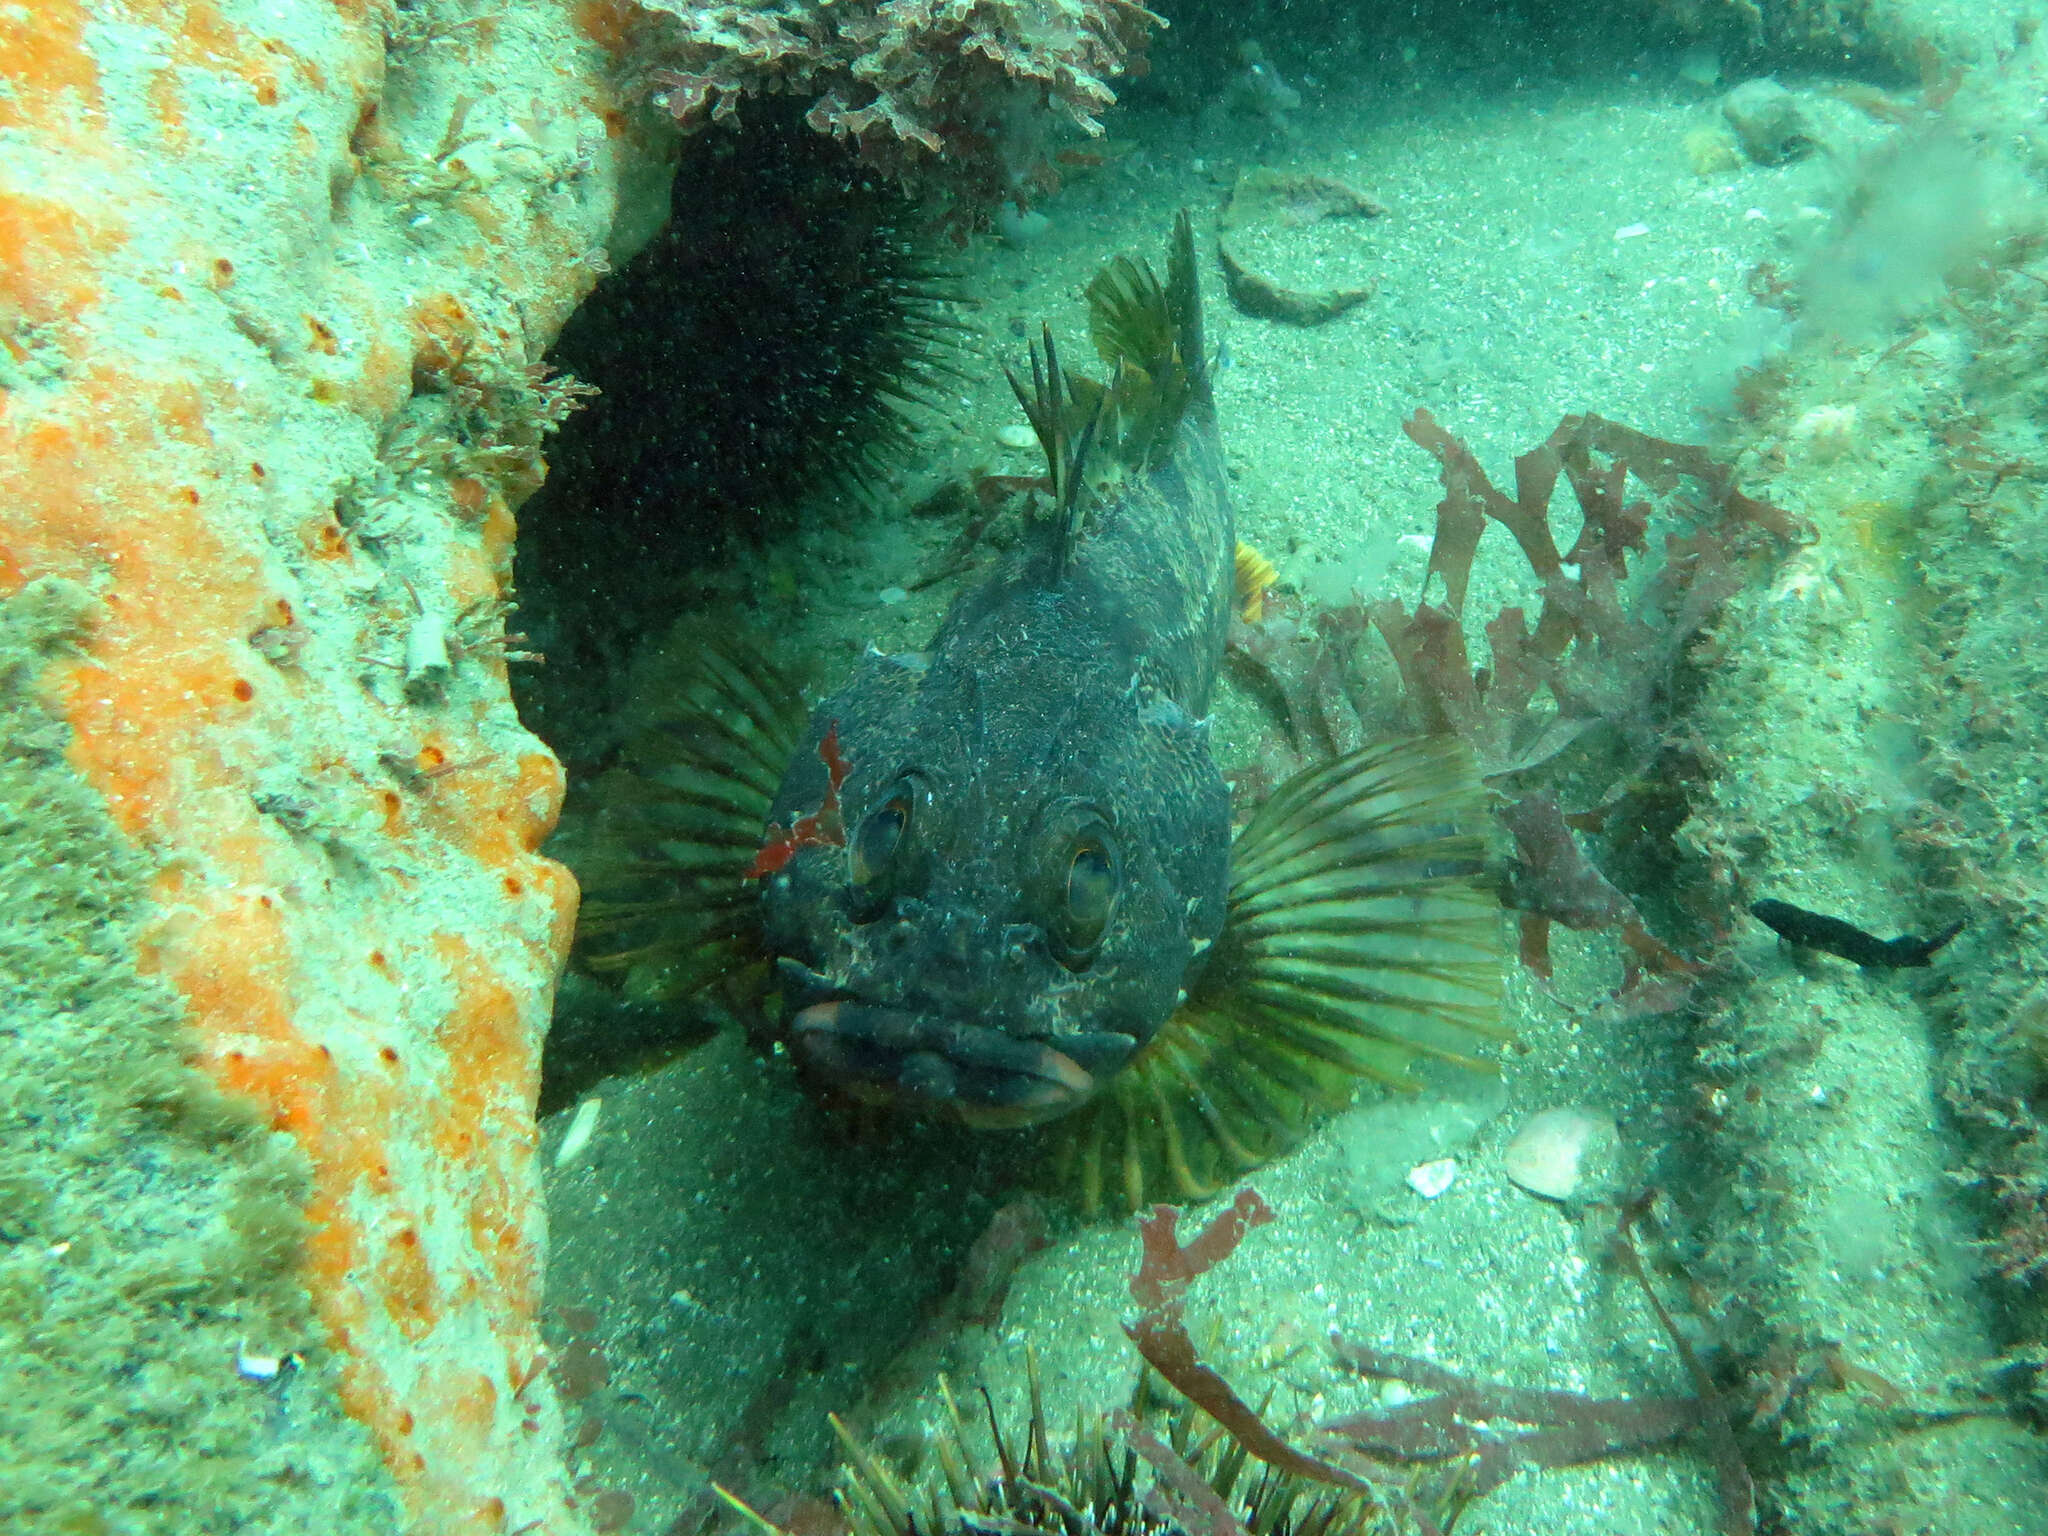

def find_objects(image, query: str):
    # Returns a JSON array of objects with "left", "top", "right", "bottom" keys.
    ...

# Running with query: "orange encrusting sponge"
[{"left": 2, "top": 4, "right": 618, "bottom": 1533}]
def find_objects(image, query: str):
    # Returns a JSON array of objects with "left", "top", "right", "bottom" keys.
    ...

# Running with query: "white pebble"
[
  {"left": 236, "top": 1345, "right": 282, "bottom": 1380},
  {"left": 1406, "top": 1157, "right": 1458, "bottom": 1199},
  {"left": 877, "top": 586, "right": 910, "bottom": 606},
  {"left": 995, "top": 423, "right": 1038, "bottom": 451},
  {"left": 1613, "top": 222, "right": 1651, "bottom": 241}
]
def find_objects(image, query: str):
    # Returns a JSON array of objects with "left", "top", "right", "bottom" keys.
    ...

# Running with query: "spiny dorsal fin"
[
  {"left": 1084, "top": 208, "right": 1206, "bottom": 470},
  {"left": 1000, "top": 213, "right": 1206, "bottom": 584},
  {"left": 1003, "top": 323, "right": 1114, "bottom": 582},
  {"left": 1167, "top": 206, "right": 1203, "bottom": 380}
]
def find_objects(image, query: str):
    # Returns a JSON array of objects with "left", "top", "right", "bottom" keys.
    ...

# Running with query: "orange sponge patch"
[
  {"left": 570, "top": 0, "right": 639, "bottom": 55},
  {"left": 377, "top": 1223, "right": 440, "bottom": 1343},
  {"left": 0, "top": 183, "right": 122, "bottom": 331},
  {"left": 0, "top": 0, "right": 103, "bottom": 131},
  {"left": 0, "top": 367, "right": 273, "bottom": 837},
  {"left": 434, "top": 932, "right": 541, "bottom": 1145}
]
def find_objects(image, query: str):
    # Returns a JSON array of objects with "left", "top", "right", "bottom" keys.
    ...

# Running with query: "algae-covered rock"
[
  {"left": 1722, "top": 77, "right": 1819, "bottom": 164},
  {"left": 0, "top": 579, "right": 402, "bottom": 1536}
]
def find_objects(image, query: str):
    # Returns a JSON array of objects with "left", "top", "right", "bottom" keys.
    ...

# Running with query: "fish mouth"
[{"left": 790, "top": 1000, "right": 1099, "bottom": 1130}]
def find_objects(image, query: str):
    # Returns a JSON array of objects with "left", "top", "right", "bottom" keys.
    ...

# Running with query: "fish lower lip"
[{"left": 791, "top": 1001, "right": 1094, "bottom": 1127}]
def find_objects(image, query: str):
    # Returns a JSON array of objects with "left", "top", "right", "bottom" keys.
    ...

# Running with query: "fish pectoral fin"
[
  {"left": 1202, "top": 731, "right": 1508, "bottom": 1071},
  {"left": 569, "top": 627, "right": 810, "bottom": 1009},
  {"left": 1050, "top": 735, "right": 1507, "bottom": 1215}
]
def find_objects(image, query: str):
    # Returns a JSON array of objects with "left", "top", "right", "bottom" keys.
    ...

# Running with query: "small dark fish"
[
  {"left": 579, "top": 216, "right": 1504, "bottom": 1211},
  {"left": 1750, "top": 898, "right": 1963, "bottom": 969}
]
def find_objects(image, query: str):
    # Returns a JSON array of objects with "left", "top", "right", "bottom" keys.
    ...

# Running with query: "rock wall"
[{"left": 0, "top": 3, "right": 640, "bottom": 1530}]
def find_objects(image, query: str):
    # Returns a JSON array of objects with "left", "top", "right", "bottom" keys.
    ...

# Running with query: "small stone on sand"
[{"left": 1406, "top": 1157, "right": 1458, "bottom": 1199}]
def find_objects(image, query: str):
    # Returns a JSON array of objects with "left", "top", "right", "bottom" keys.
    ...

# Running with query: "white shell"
[
  {"left": 236, "top": 1346, "right": 282, "bottom": 1380},
  {"left": 553, "top": 1095, "right": 603, "bottom": 1169},
  {"left": 1502, "top": 1107, "right": 1618, "bottom": 1202},
  {"left": 403, "top": 611, "right": 451, "bottom": 683}
]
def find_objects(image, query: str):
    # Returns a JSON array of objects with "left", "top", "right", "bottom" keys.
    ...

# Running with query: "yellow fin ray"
[
  {"left": 1234, "top": 540, "right": 1278, "bottom": 621},
  {"left": 1054, "top": 735, "right": 1504, "bottom": 1212}
]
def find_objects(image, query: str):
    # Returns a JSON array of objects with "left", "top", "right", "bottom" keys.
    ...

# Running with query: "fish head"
[{"left": 756, "top": 646, "right": 1231, "bottom": 1129}]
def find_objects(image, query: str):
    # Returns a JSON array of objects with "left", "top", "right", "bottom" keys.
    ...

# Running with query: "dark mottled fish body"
[
  {"left": 578, "top": 216, "right": 1504, "bottom": 1210},
  {"left": 759, "top": 217, "right": 1237, "bottom": 1125}
]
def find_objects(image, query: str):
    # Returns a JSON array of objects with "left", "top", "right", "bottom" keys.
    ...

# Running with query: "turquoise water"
[
  {"left": 531, "top": 7, "right": 2048, "bottom": 1534},
  {"left": 15, "top": 3, "right": 2044, "bottom": 1534}
]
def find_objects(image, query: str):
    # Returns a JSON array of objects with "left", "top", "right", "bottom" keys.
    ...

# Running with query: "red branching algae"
[
  {"left": 1126, "top": 1192, "right": 1389, "bottom": 1508},
  {"left": 1125, "top": 1188, "right": 1758, "bottom": 1533}
]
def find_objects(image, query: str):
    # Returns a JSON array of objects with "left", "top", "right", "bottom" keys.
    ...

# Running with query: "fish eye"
[
  {"left": 852, "top": 796, "right": 908, "bottom": 885},
  {"left": 1063, "top": 839, "right": 1116, "bottom": 951},
  {"left": 848, "top": 773, "right": 929, "bottom": 919},
  {"left": 1030, "top": 802, "right": 1120, "bottom": 969}
]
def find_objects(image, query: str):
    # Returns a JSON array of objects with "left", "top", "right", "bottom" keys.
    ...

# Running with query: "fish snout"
[{"left": 867, "top": 900, "right": 1017, "bottom": 1013}]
